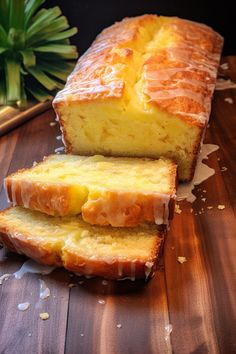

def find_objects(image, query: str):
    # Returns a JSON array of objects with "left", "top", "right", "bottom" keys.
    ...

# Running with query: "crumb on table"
[
  {"left": 177, "top": 256, "right": 187, "bottom": 264},
  {"left": 39, "top": 312, "right": 49, "bottom": 320},
  {"left": 175, "top": 204, "right": 182, "bottom": 214}
]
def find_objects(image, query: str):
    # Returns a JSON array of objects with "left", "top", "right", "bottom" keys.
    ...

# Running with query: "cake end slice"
[{"left": 0, "top": 207, "right": 165, "bottom": 280}]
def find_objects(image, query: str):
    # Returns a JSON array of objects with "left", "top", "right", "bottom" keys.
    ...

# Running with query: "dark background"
[{"left": 50, "top": 0, "right": 235, "bottom": 55}]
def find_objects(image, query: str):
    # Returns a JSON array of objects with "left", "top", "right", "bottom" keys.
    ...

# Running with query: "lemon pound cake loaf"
[
  {"left": 5, "top": 154, "right": 177, "bottom": 227},
  {"left": 53, "top": 14, "right": 223, "bottom": 181},
  {"left": 0, "top": 207, "right": 165, "bottom": 280}
]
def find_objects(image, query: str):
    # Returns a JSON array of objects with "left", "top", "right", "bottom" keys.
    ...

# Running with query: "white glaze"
[
  {"left": 85, "top": 189, "right": 172, "bottom": 227},
  {"left": 145, "top": 261, "right": 154, "bottom": 281},
  {"left": 0, "top": 273, "right": 11, "bottom": 285},
  {"left": 153, "top": 194, "right": 171, "bottom": 226},
  {"left": 54, "top": 147, "right": 65, "bottom": 153},
  {"left": 11, "top": 179, "right": 17, "bottom": 206},
  {"left": 118, "top": 262, "right": 123, "bottom": 277},
  {"left": 98, "top": 299, "right": 106, "bottom": 305},
  {"left": 177, "top": 144, "right": 219, "bottom": 202},
  {"left": 84, "top": 274, "right": 94, "bottom": 279},
  {"left": 102, "top": 280, "right": 108, "bottom": 285},
  {"left": 164, "top": 323, "right": 173, "bottom": 341},
  {"left": 20, "top": 184, "right": 31, "bottom": 208},
  {"left": 17, "top": 302, "right": 30, "bottom": 311},
  {"left": 215, "top": 79, "right": 236, "bottom": 90},
  {"left": 144, "top": 19, "right": 222, "bottom": 125},
  {"left": 54, "top": 15, "right": 222, "bottom": 124},
  {"left": 220, "top": 63, "right": 229, "bottom": 70},
  {"left": 14, "top": 260, "right": 55, "bottom": 279},
  {"left": 224, "top": 97, "right": 233, "bottom": 104},
  {"left": 39, "top": 279, "right": 51, "bottom": 299},
  {"left": 3, "top": 179, "right": 11, "bottom": 203}
]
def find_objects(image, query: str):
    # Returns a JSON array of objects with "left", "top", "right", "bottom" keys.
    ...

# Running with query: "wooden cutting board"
[{"left": 0, "top": 56, "right": 236, "bottom": 354}]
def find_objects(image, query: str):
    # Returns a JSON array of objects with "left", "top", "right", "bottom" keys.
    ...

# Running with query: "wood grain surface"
[{"left": 0, "top": 56, "right": 236, "bottom": 354}]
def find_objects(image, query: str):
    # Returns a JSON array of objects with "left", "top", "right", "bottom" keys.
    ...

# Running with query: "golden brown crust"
[
  {"left": 53, "top": 15, "right": 157, "bottom": 105},
  {"left": 5, "top": 177, "right": 71, "bottom": 216},
  {"left": 53, "top": 15, "right": 223, "bottom": 128},
  {"left": 0, "top": 228, "right": 62, "bottom": 266},
  {"left": 5, "top": 156, "right": 177, "bottom": 227},
  {"left": 82, "top": 190, "right": 176, "bottom": 227},
  {"left": 187, "top": 124, "right": 206, "bottom": 181},
  {"left": 0, "top": 209, "right": 165, "bottom": 280},
  {"left": 143, "top": 18, "right": 223, "bottom": 128}
]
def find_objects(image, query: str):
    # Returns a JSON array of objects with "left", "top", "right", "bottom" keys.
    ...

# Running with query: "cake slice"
[
  {"left": 5, "top": 154, "right": 177, "bottom": 227},
  {"left": 53, "top": 14, "right": 223, "bottom": 181},
  {"left": 0, "top": 207, "right": 165, "bottom": 280}
]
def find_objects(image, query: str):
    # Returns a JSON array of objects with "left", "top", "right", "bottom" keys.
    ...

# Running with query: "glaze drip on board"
[
  {"left": 177, "top": 144, "right": 219, "bottom": 202},
  {"left": 215, "top": 79, "right": 236, "bottom": 90},
  {"left": 17, "top": 302, "right": 30, "bottom": 311},
  {"left": 14, "top": 260, "right": 55, "bottom": 279},
  {"left": 39, "top": 279, "right": 51, "bottom": 299}
]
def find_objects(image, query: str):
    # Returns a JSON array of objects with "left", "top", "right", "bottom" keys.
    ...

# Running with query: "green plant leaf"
[
  {"left": 35, "top": 44, "right": 77, "bottom": 54},
  {"left": 20, "top": 49, "right": 36, "bottom": 67},
  {"left": 27, "top": 16, "right": 69, "bottom": 46},
  {"left": 0, "top": 1, "right": 78, "bottom": 106},
  {"left": 0, "top": 47, "right": 7, "bottom": 54},
  {"left": 38, "top": 51, "right": 78, "bottom": 60},
  {"left": 0, "top": 75, "right": 6, "bottom": 105},
  {"left": 27, "top": 66, "right": 63, "bottom": 90},
  {"left": 8, "top": 28, "right": 25, "bottom": 48},
  {"left": 44, "top": 27, "right": 78, "bottom": 42},
  {"left": 24, "top": 0, "right": 46, "bottom": 27},
  {"left": 26, "top": 80, "right": 53, "bottom": 102},
  {"left": 9, "top": 0, "right": 25, "bottom": 30},
  {"left": 0, "top": 24, "right": 8, "bottom": 46},
  {"left": 17, "top": 76, "right": 27, "bottom": 108},
  {"left": 5, "top": 57, "right": 21, "bottom": 103},
  {"left": 37, "top": 61, "right": 73, "bottom": 81},
  {"left": 0, "top": 0, "right": 9, "bottom": 30},
  {"left": 40, "top": 59, "right": 75, "bottom": 72},
  {"left": 27, "top": 6, "right": 61, "bottom": 39}
]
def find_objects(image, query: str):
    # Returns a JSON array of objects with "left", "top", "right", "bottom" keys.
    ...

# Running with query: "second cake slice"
[{"left": 5, "top": 154, "right": 177, "bottom": 227}]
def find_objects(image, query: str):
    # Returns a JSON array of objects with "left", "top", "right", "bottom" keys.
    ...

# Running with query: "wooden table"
[{"left": 0, "top": 56, "right": 236, "bottom": 354}]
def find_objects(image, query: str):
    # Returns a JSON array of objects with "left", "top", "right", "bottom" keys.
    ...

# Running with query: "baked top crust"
[{"left": 53, "top": 14, "right": 223, "bottom": 127}]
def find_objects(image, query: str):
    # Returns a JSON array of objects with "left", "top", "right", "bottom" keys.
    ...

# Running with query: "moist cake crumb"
[
  {"left": 177, "top": 256, "right": 187, "bottom": 264},
  {"left": 220, "top": 63, "right": 229, "bottom": 70},
  {"left": 40, "top": 312, "right": 49, "bottom": 320},
  {"left": 175, "top": 204, "right": 182, "bottom": 214},
  {"left": 98, "top": 299, "right": 106, "bottom": 305},
  {"left": 224, "top": 97, "right": 233, "bottom": 104},
  {"left": 164, "top": 324, "right": 173, "bottom": 341},
  {"left": 68, "top": 283, "right": 76, "bottom": 288}
]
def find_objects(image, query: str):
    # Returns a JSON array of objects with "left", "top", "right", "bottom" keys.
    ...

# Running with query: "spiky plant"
[{"left": 0, "top": 0, "right": 78, "bottom": 107}]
